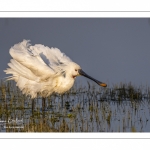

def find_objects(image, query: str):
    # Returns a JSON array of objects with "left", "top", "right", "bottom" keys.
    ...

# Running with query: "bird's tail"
[{"left": 4, "top": 58, "right": 52, "bottom": 98}]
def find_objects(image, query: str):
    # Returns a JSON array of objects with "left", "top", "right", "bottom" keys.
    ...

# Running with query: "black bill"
[{"left": 78, "top": 69, "right": 107, "bottom": 87}]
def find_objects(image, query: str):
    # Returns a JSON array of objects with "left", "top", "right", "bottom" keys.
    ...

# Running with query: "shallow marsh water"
[{"left": 0, "top": 81, "right": 150, "bottom": 132}]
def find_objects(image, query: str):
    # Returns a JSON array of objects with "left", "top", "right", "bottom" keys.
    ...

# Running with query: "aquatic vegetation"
[{"left": 0, "top": 80, "right": 150, "bottom": 132}]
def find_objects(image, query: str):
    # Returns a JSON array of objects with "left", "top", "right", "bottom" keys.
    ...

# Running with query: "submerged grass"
[{"left": 0, "top": 80, "right": 150, "bottom": 132}]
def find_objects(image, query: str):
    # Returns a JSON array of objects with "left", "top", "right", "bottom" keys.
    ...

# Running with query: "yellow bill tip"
[{"left": 100, "top": 83, "right": 107, "bottom": 87}]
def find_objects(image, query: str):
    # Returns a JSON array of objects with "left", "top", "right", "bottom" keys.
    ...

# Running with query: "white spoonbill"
[{"left": 4, "top": 40, "right": 107, "bottom": 98}]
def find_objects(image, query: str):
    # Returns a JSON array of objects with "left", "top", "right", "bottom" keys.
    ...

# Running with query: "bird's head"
[
  {"left": 67, "top": 62, "right": 107, "bottom": 87},
  {"left": 67, "top": 62, "right": 81, "bottom": 79}
]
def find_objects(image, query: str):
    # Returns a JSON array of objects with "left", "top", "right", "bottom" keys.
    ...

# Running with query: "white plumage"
[{"left": 4, "top": 40, "right": 107, "bottom": 98}]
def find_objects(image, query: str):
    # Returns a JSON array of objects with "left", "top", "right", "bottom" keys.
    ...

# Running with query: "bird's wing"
[
  {"left": 30, "top": 43, "right": 72, "bottom": 68},
  {"left": 29, "top": 41, "right": 72, "bottom": 75},
  {"left": 7, "top": 40, "right": 57, "bottom": 81}
]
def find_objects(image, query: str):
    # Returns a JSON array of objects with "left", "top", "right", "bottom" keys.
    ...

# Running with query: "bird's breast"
[{"left": 54, "top": 76, "right": 75, "bottom": 94}]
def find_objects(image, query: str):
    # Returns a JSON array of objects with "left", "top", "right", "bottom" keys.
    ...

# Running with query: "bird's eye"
[{"left": 75, "top": 69, "right": 77, "bottom": 71}]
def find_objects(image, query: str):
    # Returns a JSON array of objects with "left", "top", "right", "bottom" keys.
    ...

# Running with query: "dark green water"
[{"left": 0, "top": 81, "right": 150, "bottom": 132}]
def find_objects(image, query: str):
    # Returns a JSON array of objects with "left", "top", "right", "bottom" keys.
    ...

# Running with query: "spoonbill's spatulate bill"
[{"left": 4, "top": 40, "right": 107, "bottom": 98}]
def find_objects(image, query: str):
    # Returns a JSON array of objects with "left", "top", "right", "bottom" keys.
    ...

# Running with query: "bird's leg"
[
  {"left": 32, "top": 98, "right": 35, "bottom": 131},
  {"left": 42, "top": 97, "right": 46, "bottom": 124},
  {"left": 61, "top": 94, "right": 64, "bottom": 108},
  {"left": 42, "top": 97, "right": 46, "bottom": 111},
  {"left": 32, "top": 99, "right": 35, "bottom": 114}
]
